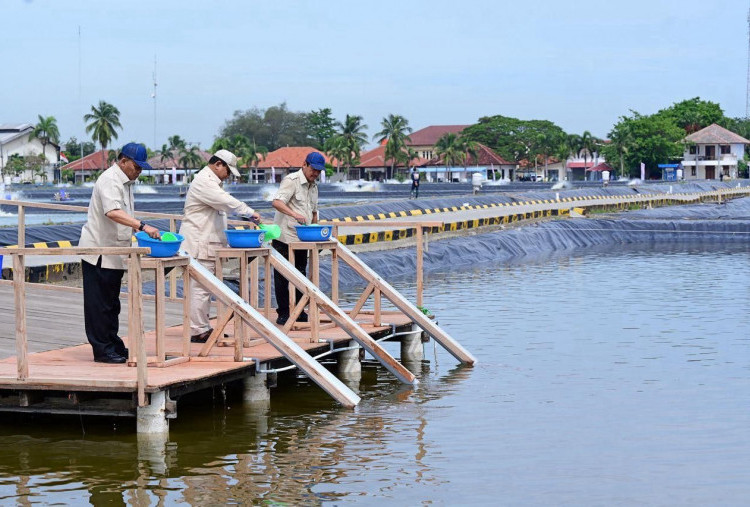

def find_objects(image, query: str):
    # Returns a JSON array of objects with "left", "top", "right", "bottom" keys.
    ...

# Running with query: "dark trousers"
[
  {"left": 272, "top": 240, "right": 308, "bottom": 316},
  {"left": 411, "top": 182, "right": 419, "bottom": 198},
  {"left": 82, "top": 258, "right": 127, "bottom": 359}
]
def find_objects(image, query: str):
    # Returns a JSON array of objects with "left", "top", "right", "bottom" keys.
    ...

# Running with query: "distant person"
[
  {"left": 271, "top": 152, "right": 323, "bottom": 325},
  {"left": 179, "top": 149, "right": 261, "bottom": 343},
  {"left": 410, "top": 168, "right": 420, "bottom": 198},
  {"left": 79, "top": 143, "right": 160, "bottom": 364}
]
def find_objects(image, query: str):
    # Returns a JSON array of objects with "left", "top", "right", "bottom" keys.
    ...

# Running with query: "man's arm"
[{"left": 105, "top": 209, "right": 160, "bottom": 239}]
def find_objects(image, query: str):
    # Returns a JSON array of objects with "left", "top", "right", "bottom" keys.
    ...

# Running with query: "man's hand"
[
  {"left": 292, "top": 212, "right": 307, "bottom": 225},
  {"left": 143, "top": 224, "right": 161, "bottom": 239}
]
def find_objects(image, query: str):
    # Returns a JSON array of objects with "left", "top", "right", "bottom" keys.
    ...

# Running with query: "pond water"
[{"left": 1, "top": 242, "right": 749, "bottom": 505}]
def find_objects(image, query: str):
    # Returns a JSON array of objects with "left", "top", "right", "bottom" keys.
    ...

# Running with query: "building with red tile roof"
[{"left": 257, "top": 147, "right": 328, "bottom": 183}]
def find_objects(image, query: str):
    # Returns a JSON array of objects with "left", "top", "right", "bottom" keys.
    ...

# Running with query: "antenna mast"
[
  {"left": 152, "top": 55, "right": 158, "bottom": 150},
  {"left": 746, "top": 7, "right": 750, "bottom": 118}
]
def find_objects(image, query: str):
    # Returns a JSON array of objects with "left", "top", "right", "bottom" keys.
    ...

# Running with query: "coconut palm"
[
  {"left": 84, "top": 101, "right": 122, "bottom": 169},
  {"left": 324, "top": 134, "right": 349, "bottom": 174},
  {"left": 373, "top": 114, "right": 412, "bottom": 180},
  {"left": 239, "top": 140, "right": 267, "bottom": 182},
  {"left": 581, "top": 130, "right": 596, "bottom": 177},
  {"left": 159, "top": 143, "right": 172, "bottom": 183},
  {"left": 337, "top": 114, "right": 368, "bottom": 169},
  {"left": 435, "top": 133, "right": 466, "bottom": 183},
  {"left": 179, "top": 145, "right": 204, "bottom": 182},
  {"left": 29, "top": 115, "right": 60, "bottom": 164}
]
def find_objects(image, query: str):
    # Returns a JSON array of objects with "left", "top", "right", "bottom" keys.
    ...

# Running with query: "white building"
[
  {"left": 681, "top": 123, "right": 749, "bottom": 180},
  {"left": 0, "top": 123, "right": 59, "bottom": 183}
]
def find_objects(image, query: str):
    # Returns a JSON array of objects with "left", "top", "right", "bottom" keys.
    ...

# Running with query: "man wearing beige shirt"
[
  {"left": 179, "top": 149, "right": 261, "bottom": 342},
  {"left": 79, "top": 143, "right": 160, "bottom": 363},
  {"left": 271, "top": 151, "right": 323, "bottom": 325}
]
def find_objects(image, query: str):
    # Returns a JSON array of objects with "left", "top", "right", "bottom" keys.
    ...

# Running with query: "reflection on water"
[{"left": 1, "top": 243, "right": 749, "bottom": 504}]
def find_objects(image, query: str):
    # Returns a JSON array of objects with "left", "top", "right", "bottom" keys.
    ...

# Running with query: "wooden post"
[
  {"left": 17, "top": 206, "right": 25, "bottom": 248},
  {"left": 155, "top": 262, "right": 166, "bottom": 363},
  {"left": 169, "top": 218, "right": 177, "bottom": 298},
  {"left": 331, "top": 247, "right": 339, "bottom": 305},
  {"left": 182, "top": 264, "right": 191, "bottom": 357},
  {"left": 14, "top": 254, "right": 27, "bottom": 380},
  {"left": 249, "top": 256, "right": 259, "bottom": 308},
  {"left": 264, "top": 253, "right": 271, "bottom": 317},
  {"left": 129, "top": 253, "right": 147, "bottom": 407},
  {"left": 416, "top": 226, "right": 424, "bottom": 308},
  {"left": 373, "top": 286, "right": 381, "bottom": 327}
]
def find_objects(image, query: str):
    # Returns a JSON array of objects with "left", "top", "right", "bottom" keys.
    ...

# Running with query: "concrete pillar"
[
  {"left": 337, "top": 341, "right": 361, "bottom": 376},
  {"left": 136, "top": 390, "right": 169, "bottom": 435},
  {"left": 243, "top": 372, "right": 270, "bottom": 402},
  {"left": 401, "top": 324, "right": 424, "bottom": 362}
]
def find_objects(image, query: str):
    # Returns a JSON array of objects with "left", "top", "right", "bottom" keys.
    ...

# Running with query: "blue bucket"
[
  {"left": 295, "top": 224, "right": 332, "bottom": 242},
  {"left": 225, "top": 229, "right": 265, "bottom": 248},
  {"left": 135, "top": 231, "right": 184, "bottom": 257}
]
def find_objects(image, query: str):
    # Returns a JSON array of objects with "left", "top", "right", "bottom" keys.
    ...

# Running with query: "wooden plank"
[
  {"left": 14, "top": 254, "right": 27, "bottom": 380},
  {"left": 198, "top": 308, "right": 234, "bottom": 357},
  {"left": 349, "top": 282, "right": 374, "bottom": 319},
  {"left": 128, "top": 254, "right": 148, "bottom": 406},
  {"left": 155, "top": 262, "right": 166, "bottom": 363},
  {"left": 18, "top": 206, "right": 25, "bottom": 248},
  {"left": 373, "top": 287, "right": 381, "bottom": 327},
  {"left": 283, "top": 295, "right": 309, "bottom": 334},
  {"left": 0, "top": 247, "right": 150, "bottom": 255},
  {"left": 186, "top": 256, "right": 360, "bottom": 407},
  {"left": 331, "top": 248, "right": 339, "bottom": 304},
  {"left": 335, "top": 241, "right": 477, "bottom": 365},
  {"left": 264, "top": 254, "right": 271, "bottom": 316},
  {"left": 269, "top": 250, "right": 417, "bottom": 385},
  {"left": 182, "top": 266, "right": 191, "bottom": 357}
]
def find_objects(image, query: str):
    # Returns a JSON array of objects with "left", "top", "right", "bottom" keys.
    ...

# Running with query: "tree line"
[{"left": 9, "top": 96, "right": 750, "bottom": 183}]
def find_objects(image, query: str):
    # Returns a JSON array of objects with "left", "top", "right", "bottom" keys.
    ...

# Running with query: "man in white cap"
[{"left": 179, "top": 149, "right": 261, "bottom": 343}]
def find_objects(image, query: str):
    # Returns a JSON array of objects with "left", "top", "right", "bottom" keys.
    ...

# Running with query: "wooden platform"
[{"left": 0, "top": 282, "right": 412, "bottom": 416}]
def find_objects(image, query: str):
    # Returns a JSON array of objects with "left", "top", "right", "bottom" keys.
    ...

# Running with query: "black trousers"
[
  {"left": 411, "top": 182, "right": 419, "bottom": 198},
  {"left": 82, "top": 258, "right": 127, "bottom": 359},
  {"left": 272, "top": 240, "right": 308, "bottom": 316}
]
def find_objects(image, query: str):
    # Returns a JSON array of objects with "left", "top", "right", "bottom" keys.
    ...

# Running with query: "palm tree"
[
  {"left": 337, "top": 114, "right": 368, "bottom": 170},
  {"left": 324, "top": 134, "right": 348, "bottom": 174},
  {"left": 84, "top": 100, "right": 122, "bottom": 170},
  {"left": 373, "top": 114, "right": 412, "bottom": 180},
  {"left": 239, "top": 140, "right": 267, "bottom": 182},
  {"left": 459, "top": 136, "right": 479, "bottom": 178},
  {"left": 29, "top": 115, "right": 60, "bottom": 165},
  {"left": 435, "top": 133, "right": 466, "bottom": 183},
  {"left": 159, "top": 143, "right": 171, "bottom": 184},
  {"left": 609, "top": 126, "right": 632, "bottom": 179},
  {"left": 555, "top": 140, "right": 575, "bottom": 181},
  {"left": 168, "top": 135, "right": 187, "bottom": 152},
  {"left": 179, "top": 145, "right": 204, "bottom": 182},
  {"left": 580, "top": 130, "right": 596, "bottom": 179}
]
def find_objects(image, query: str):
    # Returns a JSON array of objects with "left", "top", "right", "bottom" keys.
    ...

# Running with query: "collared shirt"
[
  {"left": 79, "top": 163, "right": 136, "bottom": 270},
  {"left": 273, "top": 169, "right": 319, "bottom": 243},
  {"left": 179, "top": 166, "right": 255, "bottom": 260}
]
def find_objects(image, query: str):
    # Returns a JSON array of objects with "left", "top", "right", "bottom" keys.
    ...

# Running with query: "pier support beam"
[
  {"left": 337, "top": 341, "right": 362, "bottom": 376},
  {"left": 136, "top": 391, "right": 169, "bottom": 435},
  {"left": 401, "top": 324, "right": 424, "bottom": 362},
  {"left": 243, "top": 371, "right": 270, "bottom": 402}
]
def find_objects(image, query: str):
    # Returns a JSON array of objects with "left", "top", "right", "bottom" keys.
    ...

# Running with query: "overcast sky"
[{"left": 1, "top": 0, "right": 747, "bottom": 151}]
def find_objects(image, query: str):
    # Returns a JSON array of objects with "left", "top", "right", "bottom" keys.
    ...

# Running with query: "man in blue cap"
[
  {"left": 79, "top": 143, "right": 160, "bottom": 363},
  {"left": 271, "top": 151, "right": 324, "bottom": 325}
]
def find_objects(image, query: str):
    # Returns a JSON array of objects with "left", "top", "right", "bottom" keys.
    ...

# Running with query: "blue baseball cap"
[
  {"left": 120, "top": 143, "right": 152, "bottom": 170},
  {"left": 305, "top": 152, "right": 326, "bottom": 171}
]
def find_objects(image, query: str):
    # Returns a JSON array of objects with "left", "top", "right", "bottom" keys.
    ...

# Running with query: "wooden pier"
[{"left": 0, "top": 204, "right": 475, "bottom": 433}]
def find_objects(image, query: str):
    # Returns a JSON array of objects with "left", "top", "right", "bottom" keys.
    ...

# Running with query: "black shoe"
[
  {"left": 94, "top": 352, "right": 127, "bottom": 364},
  {"left": 276, "top": 315, "right": 289, "bottom": 325},
  {"left": 191, "top": 329, "right": 213, "bottom": 343},
  {"left": 297, "top": 312, "right": 308, "bottom": 323}
]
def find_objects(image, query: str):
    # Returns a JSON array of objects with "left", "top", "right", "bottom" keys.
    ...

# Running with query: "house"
[
  {"left": 681, "top": 123, "right": 749, "bottom": 180},
  {"left": 257, "top": 147, "right": 327, "bottom": 183},
  {"left": 586, "top": 162, "right": 615, "bottom": 182},
  {"left": 0, "top": 123, "right": 60, "bottom": 183},
  {"left": 420, "top": 143, "right": 516, "bottom": 182},
  {"left": 355, "top": 125, "right": 473, "bottom": 181},
  {"left": 59, "top": 150, "right": 112, "bottom": 183}
]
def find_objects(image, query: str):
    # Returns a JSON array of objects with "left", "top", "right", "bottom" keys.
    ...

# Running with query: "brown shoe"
[{"left": 191, "top": 328, "right": 213, "bottom": 343}]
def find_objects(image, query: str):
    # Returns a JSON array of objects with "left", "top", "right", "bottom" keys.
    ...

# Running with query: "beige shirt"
[
  {"left": 273, "top": 169, "right": 319, "bottom": 243},
  {"left": 79, "top": 163, "right": 136, "bottom": 270},
  {"left": 179, "top": 166, "right": 255, "bottom": 260}
]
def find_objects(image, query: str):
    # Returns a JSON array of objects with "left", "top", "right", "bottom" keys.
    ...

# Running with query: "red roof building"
[{"left": 59, "top": 150, "right": 112, "bottom": 171}]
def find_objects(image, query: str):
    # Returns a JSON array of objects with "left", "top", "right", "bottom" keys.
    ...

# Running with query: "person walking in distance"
[{"left": 410, "top": 167, "right": 420, "bottom": 198}]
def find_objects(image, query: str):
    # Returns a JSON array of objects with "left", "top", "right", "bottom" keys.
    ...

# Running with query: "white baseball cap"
[{"left": 214, "top": 149, "right": 240, "bottom": 177}]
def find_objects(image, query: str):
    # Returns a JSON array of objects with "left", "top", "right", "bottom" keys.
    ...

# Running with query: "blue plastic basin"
[
  {"left": 295, "top": 224, "right": 332, "bottom": 242},
  {"left": 135, "top": 231, "right": 184, "bottom": 257},
  {"left": 225, "top": 229, "right": 265, "bottom": 248}
]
